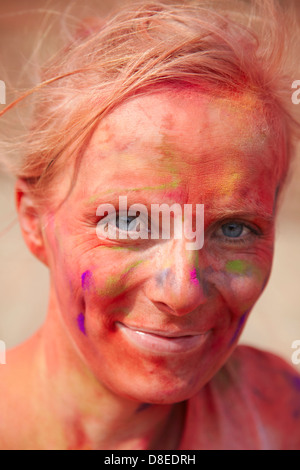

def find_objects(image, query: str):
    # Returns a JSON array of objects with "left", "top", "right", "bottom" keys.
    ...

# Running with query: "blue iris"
[
  {"left": 116, "top": 215, "right": 139, "bottom": 231},
  {"left": 221, "top": 223, "right": 244, "bottom": 238}
]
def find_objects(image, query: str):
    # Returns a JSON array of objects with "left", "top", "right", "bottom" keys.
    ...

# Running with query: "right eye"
[{"left": 221, "top": 222, "right": 245, "bottom": 238}]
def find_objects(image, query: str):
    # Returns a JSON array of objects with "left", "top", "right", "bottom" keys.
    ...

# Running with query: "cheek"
[
  {"left": 92, "top": 257, "right": 149, "bottom": 299},
  {"left": 70, "top": 254, "right": 149, "bottom": 335},
  {"left": 228, "top": 274, "right": 265, "bottom": 312},
  {"left": 216, "top": 258, "right": 271, "bottom": 315},
  {"left": 81, "top": 270, "right": 95, "bottom": 291},
  {"left": 43, "top": 228, "right": 91, "bottom": 330}
]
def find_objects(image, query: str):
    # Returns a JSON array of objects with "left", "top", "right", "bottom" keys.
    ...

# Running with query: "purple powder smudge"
[
  {"left": 229, "top": 310, "right": 249, "bottom": 346},
  {"left": 77, "top": 313, "right": 86, "bottom": 335},
  {"left": 81, "top": 270, "right": 93, "bottom": 291},
  {"left": 136, "top": 403, "right": 152, "bottom": 413},
  {"left": 289, "top": 374, "right": 300, "bottom": 392}
]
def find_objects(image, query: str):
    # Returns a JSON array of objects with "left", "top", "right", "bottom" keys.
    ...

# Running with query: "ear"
[{"left": 15, "top": 179, "right": 49, "bottom": 266}]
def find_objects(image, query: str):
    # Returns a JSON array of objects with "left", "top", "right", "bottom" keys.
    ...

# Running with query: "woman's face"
[{"left": 41, "top": 88, "right": 280, "bottom": 404}]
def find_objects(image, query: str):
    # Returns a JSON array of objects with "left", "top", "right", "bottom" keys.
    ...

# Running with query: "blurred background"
[{"left": 0, "top": 0, "right": 299, "bottom": 371}]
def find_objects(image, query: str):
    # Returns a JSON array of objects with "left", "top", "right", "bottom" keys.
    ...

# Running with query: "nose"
[{"left": 145, "top": 239, "right": 210, "bottom": 317}]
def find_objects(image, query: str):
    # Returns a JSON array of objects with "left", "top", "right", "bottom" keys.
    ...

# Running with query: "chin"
[
  {"left": 76, "top": 335, "right": 224, "bottom": 405},
  {"left": 98, "top": 366, "right": 210, "bottom": 405}
]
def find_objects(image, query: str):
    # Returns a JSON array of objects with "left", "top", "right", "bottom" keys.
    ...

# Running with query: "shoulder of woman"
[
  {"left": 211, "top": 345, "right": 300, "bottom": 449},
  {"left": 227, "top": 344, "right": 300, "bottom": 395},
  {"left": 0, "top": 343, "right": 38, "bottom": 449}
]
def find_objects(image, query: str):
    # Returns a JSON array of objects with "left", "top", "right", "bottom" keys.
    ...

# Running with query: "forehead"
[
  {"left": 81, "top": 88, "right": 275, "bottom": 184},
  {"left": 65, "top": 88, "right": 280, "bottom": 219},
  {"left": 90, "top": 89, "right": 271, "bottom": 159}
]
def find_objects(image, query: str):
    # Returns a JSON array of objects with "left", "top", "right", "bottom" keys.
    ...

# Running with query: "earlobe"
[{"left": 15, "top": 179, "right": 49, "bottom": 266}]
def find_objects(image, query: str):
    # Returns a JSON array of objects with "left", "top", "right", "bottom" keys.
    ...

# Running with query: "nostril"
[{"left": 152, "top": 301, "right": 175, "bottom": 315}]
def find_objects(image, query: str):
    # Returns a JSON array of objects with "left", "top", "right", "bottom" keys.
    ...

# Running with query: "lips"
[{"left": 116, "top": 322, "right": 210, "bottom": 354}]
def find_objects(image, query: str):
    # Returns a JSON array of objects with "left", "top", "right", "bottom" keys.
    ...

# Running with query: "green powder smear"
[
  {"left": 225, "top": 259, "right": 263, "bottom": 282},
  {"left": 97, "top": 259, "right": 146, "bottom": 297},
  {"left": 226, "top": 260, "right": 252, "bottom": 275}
]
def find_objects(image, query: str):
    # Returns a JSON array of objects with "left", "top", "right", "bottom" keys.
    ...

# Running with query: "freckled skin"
[{"left": 1, "top": 87, "right": 299, "bottom": 450}]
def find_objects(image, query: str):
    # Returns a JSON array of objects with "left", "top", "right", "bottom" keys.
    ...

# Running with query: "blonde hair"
[{"left": 1, "top": 0, "right": 299, "bottom": 206}]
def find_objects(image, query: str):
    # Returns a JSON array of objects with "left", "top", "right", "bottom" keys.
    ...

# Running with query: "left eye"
[
  {"left": 116, "top": 215, "right": 140, "bottom": 232},
  {"left": 221, "top": 222, "right": 245, "bottom": 238}
]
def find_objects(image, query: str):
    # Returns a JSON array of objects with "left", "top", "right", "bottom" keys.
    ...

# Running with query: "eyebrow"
[
  {"left": 206, "top": 208, "right": 275, "bottom": 223},
  {"left": 87, "top": 182, "right": 180, "bottom": 205}
]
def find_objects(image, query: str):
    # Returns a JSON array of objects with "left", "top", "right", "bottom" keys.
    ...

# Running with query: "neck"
[{"left": 29, "top": 294, "right": 185, "bottom": 450}]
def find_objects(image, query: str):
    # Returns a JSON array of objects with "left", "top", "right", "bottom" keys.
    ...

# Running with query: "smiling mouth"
[{"left": 116, "top": 322, "right": 210, "bottom": 354}]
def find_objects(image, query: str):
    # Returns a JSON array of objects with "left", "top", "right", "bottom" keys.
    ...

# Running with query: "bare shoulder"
[
  {"left": 0, "top": 341, "right": 39, "bottom": 450},
  {"left": 0, "top": 351, "right": 16, "bottom": 449},
  {"left": 228, "top": 344, "right": 300, "bottom": 395},
  {"left": 218, "top": 345, "right": 300, "bottom": 449}
]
